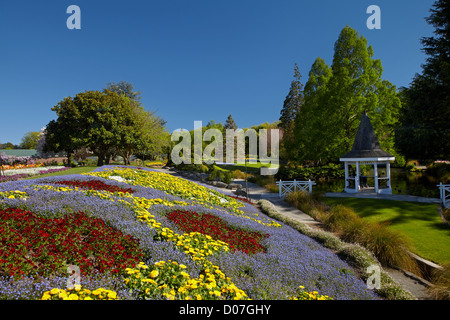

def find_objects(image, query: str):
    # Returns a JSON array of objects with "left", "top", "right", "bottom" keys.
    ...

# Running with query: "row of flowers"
[
  {"left": 0, "top": 165, "right": 379, "bottom": 300},
  {"left": 0, "top": 166, "right": 71, "bottom": 183},
  {"left": 1, "top": 163, "right": 43, "bottom": 171}
]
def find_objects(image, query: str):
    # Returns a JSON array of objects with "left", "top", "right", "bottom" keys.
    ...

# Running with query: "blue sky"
[{"left": 0, "top": 0, "right": 435, "bottom": 145}]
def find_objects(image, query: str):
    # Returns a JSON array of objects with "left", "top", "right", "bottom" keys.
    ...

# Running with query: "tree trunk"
[
  {"left": 66, "top": 151, "right": 73, "bottom": 167},
  {"left": 97, "top": 153, "right": 105, "bottom": 166}
]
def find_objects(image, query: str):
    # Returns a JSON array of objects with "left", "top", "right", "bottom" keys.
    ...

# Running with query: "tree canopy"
[
  {"left": 19, "top": 131, "right": 41, "bottom": 149},
  {"left": 44, "top": 89, "right": 168, "bottom": 166},
  {"left": 279, "top": 63, "right": 304, "bottom": 130},
  {"left": 290, "top": 26, "right": 402, "bottom": 165},
  {"left": 395, "top": 0, "right": 450, "bottom": 161}
]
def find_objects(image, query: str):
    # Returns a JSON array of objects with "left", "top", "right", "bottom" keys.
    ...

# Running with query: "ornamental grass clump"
[
  {"left": 283, "top": 191, "right": 419, "bottom": 275},
  {"left": 428, "top": 264, "right": 450, "bottom": 300}
]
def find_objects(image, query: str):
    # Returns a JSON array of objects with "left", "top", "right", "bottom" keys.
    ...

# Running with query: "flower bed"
[
  {"left": 0, "top": 165, "right": 380, "bottom": 300},
  {"left": 166, "top": 210, "right": 269, "bottom": 254},
  {"left": 0, "top": 208, "right": 143, "bottom": 278},
  {"left": 53, "top": 179, "right": 135, "bottom": 194},
  {"left": 0, "top": 166, "right": 71, "bottom": 183}
]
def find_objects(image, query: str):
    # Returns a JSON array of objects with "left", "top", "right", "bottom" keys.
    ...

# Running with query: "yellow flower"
[
  {"left": 41, "top": 293, "right": 51, "bottom": 300},
  {"left": 50, "top": 288, "right": 60, "bottom": 295},
  {"left": 92, "top": 289, "right": 101, "bottom": 296},
  {"left": 68, "top": 294, "right": 79, "bottom": 300},
  {"left": 150, "top": 270, "right": 159, "bottom": 278}
]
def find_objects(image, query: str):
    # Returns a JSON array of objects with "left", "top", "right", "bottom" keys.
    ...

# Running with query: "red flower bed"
[
  {"left": 166, "top": 210, "right": 269, "bottom": 254},
  {"left": 228, "top": 195, "right": 254, "bottom": 205},
  {"left": 0, "top": 208, "right": 143, "bottom": 278},
  {"left": 53, "top": 180, "right": 134, "bottom": 193}
]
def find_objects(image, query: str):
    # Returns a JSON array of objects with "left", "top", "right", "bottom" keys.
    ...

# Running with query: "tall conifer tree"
[{"left": 396, "top": 0, "right": 450, "bottom": 160}]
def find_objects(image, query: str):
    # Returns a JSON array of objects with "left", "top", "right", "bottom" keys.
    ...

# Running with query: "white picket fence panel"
[
  {"left": 437, "top": 183, "right": 450, "bottom": 208},
  {"left": 276, "top": 179, "right": 316, "bottom": 198}
]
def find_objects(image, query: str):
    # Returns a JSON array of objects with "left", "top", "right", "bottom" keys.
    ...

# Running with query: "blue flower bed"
[{"left": 0, "top": 166, "right": 379, "bottom": 300}]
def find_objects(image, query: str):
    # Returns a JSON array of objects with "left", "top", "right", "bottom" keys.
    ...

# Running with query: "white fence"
[
  {"left": 437, "top": 183, "right": 450, "bottom": 208},
  {"left": 276, "top": 179, "right": 316, "bottom": 198}
]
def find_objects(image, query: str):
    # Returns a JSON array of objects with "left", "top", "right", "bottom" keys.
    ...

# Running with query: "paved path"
[{"left": 325, "top": 192, "right": 441, "bottom": 204}]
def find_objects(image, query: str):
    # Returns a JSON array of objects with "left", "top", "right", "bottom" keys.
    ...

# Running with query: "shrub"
[
  {"left": 275, "top": 163, "right": 345, "bottom": 181},
  {"left": 207, "top": 167, "right": 232, "bottom": 184},
  {"left": 231, "top": 170, "right": 246, "bottom": 180}
]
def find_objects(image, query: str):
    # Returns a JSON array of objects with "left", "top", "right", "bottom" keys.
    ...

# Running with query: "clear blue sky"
[{"left": 0, "top": 0, "right": 435, "bottom": 145}]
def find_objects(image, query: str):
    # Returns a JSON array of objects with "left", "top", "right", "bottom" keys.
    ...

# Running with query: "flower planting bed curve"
[{"left": 0, "top": 165, "right": 380, "bottom": 300}]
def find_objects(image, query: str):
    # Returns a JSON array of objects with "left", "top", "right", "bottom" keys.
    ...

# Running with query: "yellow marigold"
[
  {"left": 41, "top": 293, "right": 51, "bottom": 300},
  {"left": 150, "top": 270, "right": 159, "bottom": 278}
]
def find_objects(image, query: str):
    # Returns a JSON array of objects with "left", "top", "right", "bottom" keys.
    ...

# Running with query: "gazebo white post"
[
  {"left": 374, "top": 161, "right": 379, "bottom": 193},
  {"left": 386, "top": 161, "right": 391, "bottom": 189},
  {"left": 355, "top": 161, "right": 360, "bottom": 192},
  {"left": 344, "top": 162, "right": 349, "bottom": 189}
]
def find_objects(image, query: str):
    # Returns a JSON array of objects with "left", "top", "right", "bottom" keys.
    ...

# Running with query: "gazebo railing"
[
  {"left": 277, "top": 179, "right": 316, "bottom": 198},
  {"left": 437, "top": 183, "right": 450, "bottom": 208}
]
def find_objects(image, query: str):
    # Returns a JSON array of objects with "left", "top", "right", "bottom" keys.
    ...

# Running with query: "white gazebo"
[{"left": 340, "top": 111, "right": 395, "bottom": 194}]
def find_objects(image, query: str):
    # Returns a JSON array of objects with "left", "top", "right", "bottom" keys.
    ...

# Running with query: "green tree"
[
  {"left": 279, "top": 63, "right": 304, "bottom": 130},
  {"left": 224, "top": 114, "right": 237, "bottom": 130},
  {"left": 395, "top": 0, "right": 450, "bottom": 161},
  {"left": 293, "top": 26, "right": 401, "bottom": 164},
  {"left": 19, "top": 131, "right": 41, "bottom": 149},
  {"left": 45, "top": 90, "right": 166, "bottom": 166},
  {"left": 293, "top": 57, "right": 333, "bottom": 164},
  {"left": 279, "top": 64, "right": 304, "bottom": 161},
  {"left": 116, "top": 102, "right": 169, "bottom": 165},
  {"left": 0, "top": 142, "right": 19, "bottom": 150},
  {"left": 105, "top": 81, "right": 142, "bottom": 101},
  {"left": 223, "top": 114, "right": 238, "bottom": 161}
]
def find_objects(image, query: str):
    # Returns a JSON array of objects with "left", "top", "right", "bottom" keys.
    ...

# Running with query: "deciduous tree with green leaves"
[
  {"left": 19, "top": 131, "right": 41, "bottom": 149},
  {"left": 45, "top": 89, "right": 168, "bottom": 166},
  {"left": 293, "top": 26, "right": 402, "bottom": 165}
]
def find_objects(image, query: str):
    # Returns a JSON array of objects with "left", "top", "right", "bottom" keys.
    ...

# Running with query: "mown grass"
[{"left": 322, "top": 197, "right": 450, "bottom": 266}]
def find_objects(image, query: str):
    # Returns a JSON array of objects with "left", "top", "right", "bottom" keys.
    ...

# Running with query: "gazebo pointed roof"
[{"left": 340, "top": 111, "right": 394, "bottom": 160}]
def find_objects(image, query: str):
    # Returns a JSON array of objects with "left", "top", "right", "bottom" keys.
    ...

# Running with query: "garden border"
[{"left": 257, "top": 198, "right": 417, "bottom": 300}]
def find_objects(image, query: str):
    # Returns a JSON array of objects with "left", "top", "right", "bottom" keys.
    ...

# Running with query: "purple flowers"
[{"left": 0, "top": 166, "right": 380, "bottom": 300}]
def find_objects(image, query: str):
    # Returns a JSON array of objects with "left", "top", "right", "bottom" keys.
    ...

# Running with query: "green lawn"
[
  {"left": 23, "top": 166, "right": 98, "bottom": 180},
  {"left": 323, "top": 197, "right": 450, "bottom": 265},
  {"left": 216, "top": 162, "right": 276, "bottom": 174}
]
